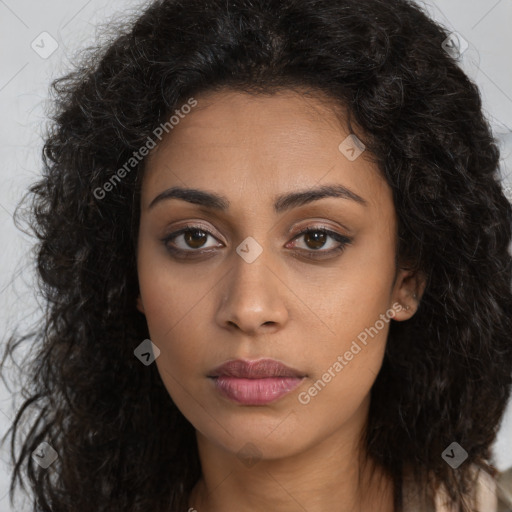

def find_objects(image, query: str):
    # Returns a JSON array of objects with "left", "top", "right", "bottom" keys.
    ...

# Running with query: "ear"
[
  {"left": 136, "top": 294, "right": 145, "bottom": 315},
  {"left": 390, "top": 268, "right": 427, "bottom": 322}
]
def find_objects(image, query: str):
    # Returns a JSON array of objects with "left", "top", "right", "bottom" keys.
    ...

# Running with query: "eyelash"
[{"left": 161, "top": 224, "right": 352, "bottom": 260}]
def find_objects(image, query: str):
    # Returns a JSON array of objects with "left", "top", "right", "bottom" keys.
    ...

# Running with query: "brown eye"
[
  {"left": 288, "top": 227, "right": 352, "bottom": 258},
  {"left": 302, "top": 230, "right": 328, "bottom": 250},
  {"left": 162, "top": 226, "right": 223, "bottom": 256},
  {"left": 183, "top": 229, "right": 209, "bottom": 249}
]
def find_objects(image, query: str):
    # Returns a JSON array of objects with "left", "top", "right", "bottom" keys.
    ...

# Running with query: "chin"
[{"left": 198, "top": 413, "right": 308, "bottom": 459}]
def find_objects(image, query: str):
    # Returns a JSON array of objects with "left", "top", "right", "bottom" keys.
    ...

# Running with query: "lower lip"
[{"left": 211, "top": 376, "right": 304, "bottom": 405}]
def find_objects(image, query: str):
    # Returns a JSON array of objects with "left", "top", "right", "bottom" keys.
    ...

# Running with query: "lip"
[
  {"left": 208, "top": 359, "right": 306, "bottom": 405},
  {"left": 209, "top": 358, "right": 305, "bottom": 379}
]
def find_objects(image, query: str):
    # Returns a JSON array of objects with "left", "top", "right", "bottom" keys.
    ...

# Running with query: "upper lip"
[{"left": 208, "top": 358, "right": 305, "bottom": 379}]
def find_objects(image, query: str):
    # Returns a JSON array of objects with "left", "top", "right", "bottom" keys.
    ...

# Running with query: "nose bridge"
[
  {"left": 231, "top": 237, "right": 272, "bottom": 297},
  {"left": 216, "top": 236, "right": 288, "bottom": 333}
]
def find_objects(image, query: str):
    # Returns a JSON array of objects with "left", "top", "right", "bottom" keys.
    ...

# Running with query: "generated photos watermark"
[
  {"left": 31, "top": 441, "right": 58, "bottom": 469},
  {"left": 442, "top": 441, "right": 468, "bottom": 469},
  {"left": 134, "top": 338, "right": 161, "bottom": 366},
  {"left": 298, "top": 302, "right": 404, "bottom": 405},
  {"left": 93, "top": 97, "right": 198, "bottom": 200}
]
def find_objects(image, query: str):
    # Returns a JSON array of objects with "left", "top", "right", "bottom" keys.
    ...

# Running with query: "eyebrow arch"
[{"left": 148, "top": 183, "right": 368, "bottom": 212}]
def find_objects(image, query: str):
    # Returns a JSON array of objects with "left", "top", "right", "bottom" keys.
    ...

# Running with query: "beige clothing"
[{"left": 403, "top": 465, "right": 512, "bottom": 512}]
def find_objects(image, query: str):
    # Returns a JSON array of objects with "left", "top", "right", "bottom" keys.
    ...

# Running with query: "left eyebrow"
[
  {"left": 147, "top": 183, "right": 368, "bottom": 212},
  {"left": 273, "top": 183, "right": 368, "bottom": 212}
]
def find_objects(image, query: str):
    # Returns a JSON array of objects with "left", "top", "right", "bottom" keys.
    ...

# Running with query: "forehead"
[
  {"left": 141, "top": 88, "right": 391, "bottom": 214},
  {"left": 148, "top": 88, "right": 348, "bottom": 161}
]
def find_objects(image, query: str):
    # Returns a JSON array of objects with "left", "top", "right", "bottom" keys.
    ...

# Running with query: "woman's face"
[{"left": 136, "top": 88, "right": 421, "bottom": 462}]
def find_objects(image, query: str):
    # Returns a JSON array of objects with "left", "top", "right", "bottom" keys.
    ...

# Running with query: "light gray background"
[{"left": 1, "top": 1, "right": 511, "bottom": 510}]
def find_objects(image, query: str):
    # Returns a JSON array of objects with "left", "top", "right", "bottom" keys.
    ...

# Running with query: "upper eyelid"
[{"left": 164, "top": 224, "right": 349, "bottom": 248}]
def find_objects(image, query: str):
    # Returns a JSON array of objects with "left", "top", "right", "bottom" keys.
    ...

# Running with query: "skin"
[{"left": 136, "top": 88, "right": 426, "bottom": 512}]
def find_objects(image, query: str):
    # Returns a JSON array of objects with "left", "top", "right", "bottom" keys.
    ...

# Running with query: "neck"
[{"left": 188, "top": 410, "right": 395, "bottom": 512}]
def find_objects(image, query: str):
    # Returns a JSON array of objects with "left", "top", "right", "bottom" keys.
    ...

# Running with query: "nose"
[{"left": 215, "top": 247, "right": 289, "bottom": 335}]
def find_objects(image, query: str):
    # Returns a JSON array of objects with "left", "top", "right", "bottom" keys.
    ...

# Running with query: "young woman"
[{"left": 2, "top": 0, "right": 512, "bottom": 511}]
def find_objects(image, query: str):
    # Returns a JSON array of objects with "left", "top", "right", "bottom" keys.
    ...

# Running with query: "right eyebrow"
[{"left": 148, "top": 183, "right": 367, "bottom": 212}]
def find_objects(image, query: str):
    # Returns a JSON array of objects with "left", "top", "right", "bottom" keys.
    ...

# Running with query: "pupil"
[
  {"left": 185, "top": 229, "right": 207, "bottom": 248},
  {"left": 305, "top": 231, "right": 326, "bottom": 250}
]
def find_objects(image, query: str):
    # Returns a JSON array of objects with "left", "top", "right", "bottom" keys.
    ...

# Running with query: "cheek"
[
  {"left": 300, "top": 231, "right": 396, "bottom": 398},
  {"left": 136, "top": 227, "right": 216, "bottom": 343},
  {"left": 296, "top": 288, "right": 392, "bottom": 427},
  {"left": 137, "top": 285, "right": 207, "bottom": 384},
  {"left": 313, "top": 229, "right": 396, "bottom": 340},
  {"left": 136, "top": 238, "right": 197, "bottom": 385}
]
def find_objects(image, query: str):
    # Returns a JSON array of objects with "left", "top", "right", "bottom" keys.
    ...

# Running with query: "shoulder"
[
  {"left": 403, "top": 463, "right": 512, "bottom": 512},
  {"left": 496, "top": 466, "right": 512, "bottom": 512},
  {"left": 434, "top": 464, "right": 512, "bottom": 512}
]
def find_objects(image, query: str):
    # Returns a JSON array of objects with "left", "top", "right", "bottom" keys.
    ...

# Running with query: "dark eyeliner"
[
  {"left": 161, "top": 225, "right": 352, "bottom": 258},
  {"left": 290, "top": 227, "right": 352, "bottom": 258},
  {"left": 161, "top": 225, "right": 218, "bottom": 259}
]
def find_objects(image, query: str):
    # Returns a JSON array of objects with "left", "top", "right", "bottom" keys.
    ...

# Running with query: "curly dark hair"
[{"left": 2, "top": 0, "right": 512, "bottom": 511}]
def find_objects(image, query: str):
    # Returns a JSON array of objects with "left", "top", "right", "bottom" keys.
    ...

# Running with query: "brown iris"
[
  {"left": 303, "top": 231, "right": 327, "bottom": 250},
  {"left": 184, "top": 229, "right": 208, "bottom": 249}
]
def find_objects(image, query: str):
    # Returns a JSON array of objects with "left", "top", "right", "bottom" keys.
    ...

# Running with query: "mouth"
[{"left": 208, "top": 358, "right": 306, "bottom": 405}]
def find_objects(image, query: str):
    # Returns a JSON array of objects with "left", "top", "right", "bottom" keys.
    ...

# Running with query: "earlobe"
[
  {"left": 391, "top": 268, "right": 427, "bottom": 321},
  {"left": 136, "top": 295, "right": 145, "bottom": 314}
]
